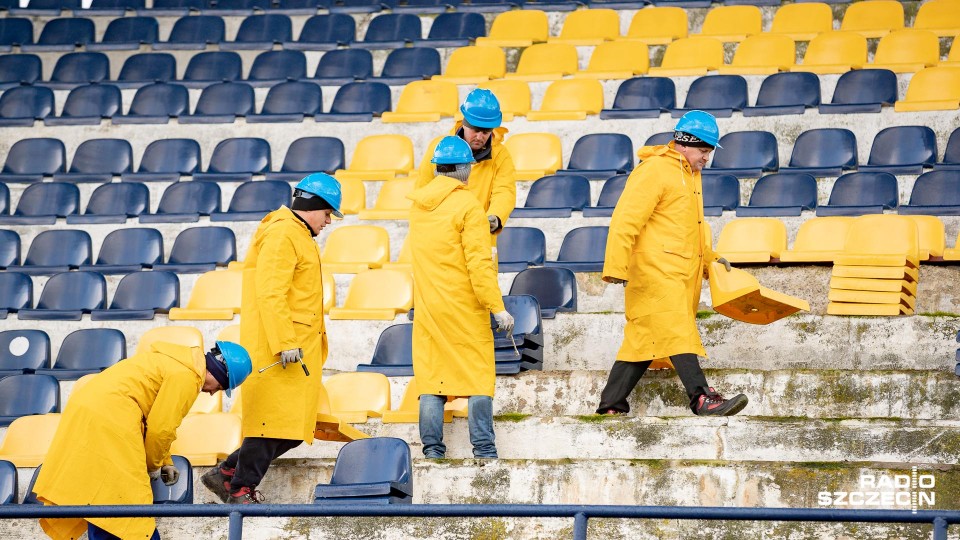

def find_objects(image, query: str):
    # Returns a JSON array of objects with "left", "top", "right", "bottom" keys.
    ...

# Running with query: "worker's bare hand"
[
  {"left": 161, "top": 465, "right": 179, "bottom": 486},
  {"left": 280, "top": 348, "right": 303, "bottom": 368}
]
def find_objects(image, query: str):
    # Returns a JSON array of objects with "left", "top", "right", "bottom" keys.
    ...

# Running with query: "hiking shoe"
[
  {"left": 227, "top": 486, "right": 264, "bottom": 504},
  {"left": 200, "top": 462, "right": 235, "bottom": 503},
  {"left": 692, "top": 388, "right": 748, "bottom": 417}
]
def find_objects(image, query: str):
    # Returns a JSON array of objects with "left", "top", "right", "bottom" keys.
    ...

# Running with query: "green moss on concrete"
[
  {"left": 494, "top": 412, "right": 530, "bottom": 422},
  {"left": 918, "top": 311, "right": 960, "bottom": 318},
  {"left": 575, "top": 413, "right": 617, "bottom": 423},
  {"left": 696, "top": 310, "right": 714, "bottom": 319}
]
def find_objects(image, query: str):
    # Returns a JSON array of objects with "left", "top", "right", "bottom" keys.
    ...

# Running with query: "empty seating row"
[{"left": 0, "top": 328, "right": 124, "bottom": 380}]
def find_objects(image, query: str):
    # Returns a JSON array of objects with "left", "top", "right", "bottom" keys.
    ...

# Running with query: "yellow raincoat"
[
  {"left": 240, "top": 206, "right": 327, "bottom": 443},
  {"left": 602, "top": 142, "right": 721, "bottom": 370},
  {"left": 34, "top": 342, "right": 206, "bottom": 540},
  {"left": 409, "top": 175, "right": 506, "bottom": 397}
]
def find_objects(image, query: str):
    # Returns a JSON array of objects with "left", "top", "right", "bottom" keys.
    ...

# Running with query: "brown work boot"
[
  {"left": 227, "top": 486, "right": 264, "bottom": 504},
  {"left": 692, "top": 387, "right": 748, "bottom": 417},
  {"left": 200, "top": 462, "right": 235, "bottom": 503}
]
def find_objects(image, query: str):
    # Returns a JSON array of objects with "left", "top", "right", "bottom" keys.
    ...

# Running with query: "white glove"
[
  {"left": 488, "top": 215, "right": 501, "bottom": 233},
  {"left": 280, "top": 348, "right": 302, "bottom": 368},
  {"left": 493, "top": 310, "right": 515, "bottom": 335},
  {"left": 161, "top": 465, "right": 179, "bottom": 486},
  {"left": 148, "top": 469, "right": 161, "bottom": 481},
  {"left": 717, "top": 257, "right": 732, "bottom": 272}
]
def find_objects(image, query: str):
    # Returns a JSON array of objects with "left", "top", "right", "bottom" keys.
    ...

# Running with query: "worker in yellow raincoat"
[
  {"left": 596, "top": 111, "right": 749, "bottom": 417},
  {"left": 409, "top": 136, "right": 515, "bottom": 459},
  {"left": 34, "top": 340, "right": 252, "bottom": 540},
  {"left": 201, "top": 173, "right": 341, "bottom": 504},
  {"left": 417, "top": 88, "right": 516, "bottom": 241}
]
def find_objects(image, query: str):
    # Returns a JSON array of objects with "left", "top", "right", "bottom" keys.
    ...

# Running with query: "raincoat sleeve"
[
  {"left": 144, "top": 371, "right": 201, "bottom": 471},
  {"left": 461, "top": 203, "right": 506, "bottom": 313},
  {"left": 486, "top": 149, "right": 517, "bottom": 228},
  {"left": 602, "top": 171, "right": 664, "bottom": 282},
  {"left": 254, "top": 224, "right": 300, "bottom": 355}
]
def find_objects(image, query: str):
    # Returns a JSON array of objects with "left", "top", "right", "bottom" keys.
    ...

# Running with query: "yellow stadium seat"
[
  {"left": 433, "top": 46, "right": 506, "bottom": 85},
  {"left": 337, "top": 176, "right": 365, "bottom": 215},
  {"left": 648, "top": 37, "right": 724, "bottom": 77},
  {"left": 621, "top": 7, "right": 687, "bottom": 45},
  {"left": 839, "top": 0, "right": 903, "bottom": 39},
  {"left": 0, "top": 413, "right": 60, "bottom": 467},
  {"left": 323, "top": 272, "right": 335, "bottom": 313},
  {"left": 834, "top": 215, "right": 920, "bottom": 268},
  {"left": 944, "top": 39, "right": 960, "bottom": 68},
  {"left": 832, "top": 265, "right": 918, "bottom": 281},
  {"left": 779, "top": 217, "right": 854, "bottom": 264},
  {"left": 189, "top": 391, "right": 223, "bottom": 415},
  {"left": 328, "top": 268, "right": 414, "bottom": 320},
  {"left": 791, "top": 31, "right": 867, "bottom": 75},
  {"left": 905, "top": 215, "right": 945, "bottom": 261},
  {"left": 324, "top": 372, "right": 391, "bottom": 424},
  {"left": 913, "top": 0, "right": 960, "bottom": 37},
  {"left": 168, "top": 269, "right": 242, "bottom": 321},
  {"left": 504, "top": 43, "right": 579, "bottom": 82},
  {"left": 382, "top": 377, "right": 456, "bottom": 423},
  {"left": 716, "top": 218, "right": 788, "bottom": 263},
  {"left": 315, "top": 383, "right": 369, "bottom": 442},
  {"left": 321, "top": 225, "right": 390, "bottom": 274},
  {"left": 698, "top": 5, "right": 762, "bottom": 43},
  {"left": 478, "top": 79, "right": 531, "bottom": 120},
  {"left": 871, "top": 29, "right": 940, "bottom": 73},
  {"left": 548, "top": 9, "right": 620, "bottom": 46},
  {"left": 135, "top": 326, "right": 203, "bottom": 355},
  {"left": 381, "top": 80, "right": 459, "bottom": 124},
  {"left": 526, "top": 79, "right": 604, "bottom": 121},
  {"left": 829, "top": 276, "right": 917, "bottom": 294},
  {"left": 335, "top": 135, "right": 415, "bottom": 182},
  {"left": 827, "top": 301, "right": 914, "bottom": 316},
  {"left": 943, "top": 231, "right": 960, "bottom": 260},
  {"left": 357, "top": 179, "right": 415, "bottom": 221},
  {"left": 893, "top": 66, "right": 960, "bottom": 112},
  {"left": 718, "top": 33, "right": 796, "bottom": 75},
  {"left": 216, "top": 324, "right": 240, "bottom": 343},
  {"left": 476, "top": 10, "right": 549, "bottom": 47},
  {"left": 169, "top": 412, "right": 241, "bottom": 466},
  {"left": 769, "top": 2, "right": 834, "bottom": 42},
  {"left": 709, "top": 262, "right": 809, "bottom": 324},
  {"left": 381, "top": 235, "right": 413, "bottom": 273},
  {"left": 574, "top": 41, "right": 649, "bottom": 79},
  {"left": 504, "top": 133, "right": 563, "bottom": 181}
]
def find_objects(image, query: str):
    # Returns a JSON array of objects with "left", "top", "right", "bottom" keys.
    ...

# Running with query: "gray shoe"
[{"left": 200, "top": 462, "right": 234, "bottom": 503}]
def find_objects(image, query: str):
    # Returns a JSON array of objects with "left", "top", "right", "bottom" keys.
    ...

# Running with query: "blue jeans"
[{"left": 419, "top": 395, "right": 497, "bottom": 459}]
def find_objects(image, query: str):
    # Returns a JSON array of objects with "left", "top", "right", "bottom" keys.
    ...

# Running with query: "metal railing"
[{"left": 2, "top": 504, "right": 959, "bottom": 540}]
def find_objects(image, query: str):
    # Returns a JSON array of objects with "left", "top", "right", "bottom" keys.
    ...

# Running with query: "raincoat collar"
[
  {"left": 266, "top": 205, "right": 313, "bottom": 236},
  {"left": 408, "top": 175, "right": 464, "bottom": 211},
  {"left": 637, "top": 141, "right": 694, "bottom": 173},
  {"left": 450, "top": 120, "right": 508, "bottom": 164},
  {"left": 150, "top": 341, "right": 206, "bottom": 382}
]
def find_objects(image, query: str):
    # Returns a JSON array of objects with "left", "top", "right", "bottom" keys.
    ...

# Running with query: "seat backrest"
[
  {"left": 60, "top": 84, "right": 121, "bottom": 118},
  {"left": 362, "top": 13, "right": 421, "bottom": 43},
  {"left": 524, "top": 175, "right": 591, "bottom": 210},
  {"left": 428, "top": 12, "right": 485, "bottom": 40},
  {"left": 504, "top": 133, "right": 562, "bottom": 173},
  {"left": 184, "top": 269, "right": 241, "bottom": 310},
  {"left": 0, "top": 54, "right": 41, "bottom": 85},
  {"left": 152, "top": 454, "right": 192, "bottom": 504},
  {"left": 156, "top": 182, "right": 221, "bottom": 215},
  {"left": 716, "top": 218, "right": 788, "bottom": 255},
  {"left": 298, "top": 14, "right": 355, "bottom": 44},
  {"left": 69, "top": 138, "right": 132, "bottom": 174},
  {"left": 488, "top": 9, "right": 548, "bottom": 42},
  {"left": 228, "top": 181, "right": 291, "bottom": 213},
  {"left": 0, "top": 414, "right": 60, "bottom": 464},
  {"left": 515, "top": 43, "right": 578, "bottom": 76},
  {"left": 497, "top": 227, "right": 546, "bottom": 265},
  {"left": 183, "top": 51, "right": 242, "bottom": 82},
  {"left": 0, "top": 86, "right": 54, "bottom": 120},
  {"left": 100, "top": 16, "right": 158, "bottom": 44},
  {"left": 137, "top": 138, "right": 200, "bottom": 174},
  {"left": 907, "top": 215, "right": 946, "bottom": 258},
  {"left": 322, "top": 225, "right": 390, "bottom": 266},
  {"left": 874, "top": 29, "right": 939, "bottom": 66},
  {"left": 168, "top": 227, "right": 237, "bottom": 265},
  {"left": 249, "top": 50, "right": 307, "bottom": 82},
  {"left": 342, "top": 269, "right": 413, "bottom": 310},
  {"left": 0, "top": 330, "right": 49, "bottom": 371},
  {"left": 683, "top": 74, "right": 747, "bottom": 109},
  {"left": 233, "top": 13, "right": 291, "bottom": 43},
  {"left": 700, "top": 5, "right": 761, "bottom": 38},
  {"left": 0, "top": 460, "right": 16, "bottom": 504},
  {"left": 381, "top": 47, "right": 440, "bottom": 79},
  {"left": 96, "top": 228, "right": 164, "bottom": 266},
  {"left": 829, "top": 68, "right": 897, "bottom": 106},
  {"left": 0, "top": 18, "right": 33, "bottom": 47},
  {"left": 2, "top": 138, "right": 64, "bottom": 175},
  {"left": 14, "top": 182, "right": 79, "bottom": 217},
  {"left": 50, "top": 52, "right": 109, "bottom": 84},
  {"left": 567, "top": 134, "right": 633, "bottom": 172},
  {"left": 37, "top": 17, "right": 95, "bottom": 46},
  {"left": 315, "top": 49, "right": 373, "bottom": 79},
  {"left": 660, "top": 37, "right": 724, "bottom": 70},
  {"left": 325, "top": 372, "right": 390, "bottom": 414},
  {"left": 558, "top": 8, "right": 619, "bottom": 41},
  {"left": 136, "top": 326, "right": 203, "bottom": 355},
  {"left": 747, "top": 173, "right": 817, "bottom": 210},
  {"left": 24, "top": 229, "right": 91, "bottom": 267},
  {"left": 193, "top": 82, "right": 254, "bottom": 116},
  {"left": 789, "top": 128, "right": 857, "bottom": 169},
  {"left": 908, "top": 170, "right": 960, "bottom": 207},
  {"left": 84, "top": 182, "right": 149, "bottom": 218},
  {"left": 827, "top": 172, "right": 897, "bottom": 208},
  {"left": 477, "top": 79, "right": 530, "bottom": 117},
  {"left": 169, "top": 413, "right": 241, "bottom": 465},
  {"left": 110, "top": 270, "right": 179, "bottom": 311},
  {"left": 843, "top": 214, "right": 918, "bottom": 258},
  {"left": 280, "top": 137, "right": 345, "bottom": 173},
  {"left": 584, "top": 41, "right": 648, "bottom": 75},
  {"left": 55, "top": 329, "right": 126, "bottom": 371},
  {"left": 625, "top": 6, "right": 687, "bottom": 41},
  {"left": 556, "top": 226, "right": 608, "bottom": 262},
  {"left": 611, "top": 77, "right": 675, "bottom": 110},
  {"left": 791, "top": 216, "right": 854, "bottom": 252},
  {"left": 328, "top": 81, "right": 391, "bottom": 115},
  {"left": 118, "top": 53, "right": 176, "bottom": 83},
  {"left": 754, "top": 72, "right": 820, "bottom": 108},
  {"left": 538, "top": 79, "right": 603, "bottom": 114},
  {"left": 207, "top": 137, "right": 270, "bottom": 174},
  {"left": 501, "top": 294, "right": 542, "bottom": 336},
  {"left": 330, "top": 437, "right": 411, "bottom": 486},
  {"left": 35, "top": 271, "right": 106, "bottom": 311},
  {"left": 914, "top": 0, "right": 960, "bottom": 32},
  {"left": 371, "top": 179, "right": 414, "bottom": 211},
  {"left": 596, "top": 174, "right": 628, "bottom": 207},
  {"left": 903, "top": 66, "right": 960, "bottom": 104},
  {"left": 394, "top": 79, "right": 458, "bottom": 115},
  {"left": 840, "top": 0, "right": 903, "bottom": 34},
  {"left": 0, "top": 272, "right": 31, "bottom": 311},
  {"left": 943, "top": 128, "right": 960, "bottom": 165},
  {"left": 0, "top": 185, "right": 6, "bottom": 216},
  {"left": 770, "top": 3, "right": 832, "bottom": 37},
  {"left": 702, "top": 174, "right": 740, "bottom": 210},
  {"left": 0, "top": 230, "right": 19, "bottom": 267},
  {"left": 349, "top": 135, "right": 413, "bottom": 172},
  {"left": 867, "top": 126, "right": 937, "bottom": 167},
  {"left": 166, "top": 15, "right": 225, "bottom": 44},
  {"left": 712, "top": 131, "right": 778, "bottom": 171},
  {"left": 127, "top": 83, "right": 189, "bottom": 117},
  {"left": 802, "top": 31, "right": 868, "bottom": 66},
  {"left": 508, "top": 267, "right": 576, "bottom": 312},
  {"left": 443, "top": 45, "right": 505, "bottom": 79},
  {"left": 370, "top": 323, "right": 412, "bottom": 366},
  {"left": 0, "top": 374, "right": 59, "bottom": 417}
]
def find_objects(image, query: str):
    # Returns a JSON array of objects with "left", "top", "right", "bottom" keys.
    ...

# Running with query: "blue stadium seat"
[
  {"left": 211, "top": 180, "right": 292, "bottom": 221},
  {"left": 706, "top": 131, "right": 778, "bottom": 178},
  {"left": 496, "top": 294, "right": 544, "bottom": 351},
  {"left": 0, "top": 54, "right": 42, "bottom": 89},
  {"left": 315, "top": 81, "right": 391, "bottom": 122},
  {"left": 393, "top": 0, "right": 458, "bottom": 13},
  {"left": 781, "top": 128, "right": 858, "bottom": 177},
  {"left": 458, "top": 0, "right": 518, "bottom": 12},
  {"left": 0, "top": 185, "right": 6, "bottom": 216},
  {"left": 78, "top": 227, "right": 164, "bottom": 274},
  {"left": 90, "top": 270, "right": 179, "bottom": 320},
  {"left": 0, "top": 460, "right": 16, "bottom": 504},
  {"left": 496, "top": 226, "right": 546, "bottom": 272},
  {"left": 193, "top": 138, "right": 270, "bottom": 182},
  {"left": 44, "top": 51, "right": 109, "bottom": 90},
  {"left": 416, "top": 12, "right": 485, "bottom": 47},
  {"left": 18, "top": 270, "right": 106, "bottom": 320},
  {"left": 121, "top": 138, "right": 201, "bottom": 182},
  {"left": 522, "top": 0, "right": 578, "bottom": 11},
  {"left": 10, "top": 0, "right": 79, "bottom": 15},
  {"left": 355, "top": 324, "right": 413, "bottom": 376},
  {"left": 702, "top": 174, "right": 740, "bottom": 216},
  {"left": 273, "top": 0, "right": 328, "bottom": 14},
  {"left": 860, "top": 126, "right": 937, "bottom": 175},
  {"left": 819, "top": 69, "right": 898, "bottom": 114},
  {"left": 247, "top": 81, "right": 321, "bottom": 123},
  {"left": 265, "top": 136, "right": 345, "bottom": 180},
  {"left": 671, "top": 75, "right": 747, "bottom": 118},
  {"left": 0, "top": 232, "right": 12, "bottom": 268},
  {"left": 113, "top": 53, "right": 177, "bottom": 89},
  {"left": 736, "top": 173, "right": 817, "bottom": 216},
  {"left": 22, "top": 466, "right": 40, "bottom": 505},
  {"left": 202, "top": 0, "right": 270, "bottom": 14},
  {"left": 35, "top": 329, "right": 125, "bottom": 379},
  {"left": 283, "top": 14, "right": 355, "bottom": 50},
  {"left": 113, "top": 82, "right": 189, "bottom": 124},
  {"left": 153, "top": 15, "right": 225, "bottom": 50},
  {"left": 312, "top": 49, "right": 373, "bottom": 85},
  {"left": 6, "top": 229, "right": 92, "bottom": 275},
  {"left": 0, "top": 272, "right": 31, "bottom": 319},
  {"left": 44, "top": 83, "right": 121, "bottom": 126},
  {"left": 0, "top": 18, "right": 33, "bottom": 52},
  {"left": 152, "top": 455, "right": 193, "bottom": 504},
  {"left": 511, "top": 175, "right": 592, "bottom": 218},
  {"left": 600, "top": 77, "right": 675, "bottom": 120},
  {"left": 0, "top": 374, "right": 59, "bottom": 426},
  {"left": 373, "top": 47, "right": 441, "bottom": 85},
  {"left": 87, "top": 16, "right": 158, "bottom": 51},
  {"left": 0, "top": 330, "right": 49, "bottom": 376},
  {"left": 742, "top": 72, "right": 820, "bottom": 117},
  {"left": 54, "top": 138, "right": 133, "bottom": 183},
  {"left": 143, "top": 0, "right": 203, "bottom": 15},
  {"left": 0, "top": 182, "right": 78, "bottom": 225},
  {"left": 329, "top": 0, "right": 385, "bottom": 14},
  {"left": 643, "top": 130, "right": 669, "bottom": 147},
  {"left": 152, "top": 226, "right": 237, "bottom": 273},
  {"left": 0, "top": 138, "right": 65, "bottom": 184},
  {"left": 354, "top": 14, "right": 421, "bottom": 50},
  {"left": 898, "top": 171, "right": 960, "bottom": 216},
  {"left": 817, "top": 172, "right": 898, "bottom": 216},
  {"left": 0, "top": 86, "right": 54, "bottom": 127},
  {"left": 181, "top": 51, "right": 242, "bottom": 88},
  {"left": 140, "top": 182, "right": 221, "bottom": 223},
  {"left": 508, "top": 267, "right": 577, "bottom": 318},
  {"left": 82, "top": 0, "right": 144, "bottom": 14},
  {"left": 314, "top": 438, "right": 413, "bottom": 505},
  {"left": 246, "top": 50, "right": 307, "bottom": 87},
  {"left": 220, "top": 14, "right": 292, "bottom": 50},
  {"left": 938, "top": 128, "right": 960, "bottom": 171},
  {"left": 544, "top": 226, "right": 608, "bottom": 273},
  {"left": 67, "top": 182, "right": 149, "bottom": 225},
  {"left": 582, "top": 174, "right": 628, "bottom": 217},
  {"left": 22, "top": 17, "right": 94, "bottom": 52},
  {"left": 179, "top": 81, "right": 254, "bottom": 123},
  {"left": 556, "top": 134, "right": 634, "bottom": 180}
]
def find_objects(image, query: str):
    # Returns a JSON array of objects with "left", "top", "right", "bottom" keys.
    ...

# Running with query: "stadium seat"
[
  {"left": 140, "top": 182, "right": 220, "bottom": 223},
  {"left": 324, "top": 372, "right": 391, "bottom": 423},
  {"left": 505, "top": 133, "right": 563, "bottom": 181},
  {"left": 245, "top": 81, "right": 320, "bottom": 123},
  {"left": 246, "top": 50, "right": 307, "bottom": 88},
  {"left": 151, "top": 454, "right": 193, "bottom": 504},
  {"left": 860, "top": 126, "right": 937, "bottom": 174},
  {"left": 742, "top": 71, "right": 822, "bottom": 116},
  {"left": 791, "top": 31, "right": 867, "bottom": 74},
  {"left": 329, "top": 269, "right": 414, "bottom": 320},
  {"left": 9, "top": 0, "right": 78, "bottom": 15},
  {"left": 716, "top": 218, "right": 787, "bottom": 263},
  {"left": 893, "top": 66, "right": 960, "bottom": 112},
  {"left": 938, "top": 128, "right": 960, "bottom": 171},
  {"left": 648, "top": 37, "right": 724, "bottom": 76},
  {"left": 497, "top": 293, "right": 545, "bottom": 351},
  {"left": 355, "top": 324, "right": 413, "bottom": 376},
  {"left": 512, "top": 174, "right": 591, "bottom": 218},
  {"left": 599, "top": 77, "right": 675, "bottom": 119},
  {"left": 0, "top": 330, "right": 49, "bottom": 376},
  {"left": 0, "top": 460, "right": 15, "bottom": 504},
  {"left": 0, "top": 85, "right": 54, "bottom": 127},
  {"left": 946, "top": 40, "right": 960, "bottom": 68},
  {"left": 698, "top": 5, "right": 761, "bottom": 42},
  {"left": 21, "top": 17, "right": 94, "bottom": 52},
  {"left": 898, "top": 171, "right": 960, "bottom": 216},
  {"left": 671, "top": 74, "right": 747, "bottom": 118},
  {"left": 0, "top": 54, "right": 42, "bottom": 89},
  {"left": 574, "top": 41, "right": 649, "bottom": 80},
  {"left": 556, "top": 133, "right": 633, "bottom": 180},
  {"left": 169, "top": 413, "right": 241, "bottom": 466},
  {"left": 736, "top": 173, "right": 817, "bottom": 217},
  {"left": 819, "top": 69, "right": 898, "bottom": 114},
  {"left": 357, "top": 179, "right": 415, "bottom": 220},
  {"left": 78, "top": 228, "right": 163, "bottom": 275},
  {"left": 17, "top": 271, "right": 106, "bottom": 320},
  {"left": 417, "top": 12, "right": 485, "bottom": 47},
  {"left": 313, "top": 437, "right": 412, "bottom": 504},
  {"left": 153, "top": 15, "right": 225, "bottom": 50},
  {"left": 90, "top": 270, "right": 179, "bottom": 320},
  {"left": 193, "top": 137, "right": 270, "bottom": 182},
  {"left": 389, "top": 0, "right": 456, "bottom": 15},
  {"left": 84, "top": 0, "right": 144, "bottom": 14},
  {"left": 433, "top": 45, "right": 505, "bottom": 85},
  {"left": 496, "top": 227, "right": 546, "bottom": 272},
  {"left": 44, "top": 51, "right": 109, "bottom": 90},
  {"left": 0, "top": 413, "right": 60, "bottom": 467},
  {"left": 179, "top": 81, "right": 254, "bottom": 124},
  {"left": 871, "top": 29, "right": 940, "bottom": 73},
  {"left": 202, "top": 0, "right": 270, "bottom": 15},
  {"left": 0, "top": 375, "right": 59, "bottom": 427},
  {"left": 912, "top": 0, "right": 960, "bottom": 37},
  {"left": 905, "top": 215, "right": 945, "bottom": 261},
  {"left": 337, "top": 135, "right": 414, "bottom": 181},
  {"left": 36, "top": 329, "right": 125, "bottom": 379},
  {"left": 0, "top": 182, "right": 78, "bottom": 225},
  {"left": 153, "top": 227, "right": 236, "bottom": 273},
  {"left": 780, "top": 216, "right": 854, "bottom": 263},
  {"left": 526, "top": 79, "right": 603, "bottom": 121},
  {"left": 354, "top": 14, "right": 421, "bottom": 49},
  {"left": 478, "top": 79, "right": 530, "bottom": 120},
  {"left": 0, "top": 230, "right": 19, "bottom": 268},
  {"left": 220, "top": 14, "right": 291, "bottom": 50},
  {"left": 181, "top": 51, "right": 242, "bottom": 88},
  {"left": 7, "top": 229, "right": 91, "bottom": 276},
  {"left": 211, "top": 181, "right": 291, "bottom": 222},
  {"left": 582, "top": 174, "right": 628, "bottom": 218},
  {"left": 374, "top": 47, "right": 441, "bottom": 85},
  {"left": 43, "top": 83, "right": 120, "bottom": 126},
  {"left": 119, "top": 139, "right": 199, "bottom": 183},
  {"left": 316, "top": 81, "right": 391, "bottom": 122},
  {"left": 839, "top": 0, "right": 903, "bottom": 38},
  {"left": 719, "top": 34, "right": 796, "bottom": 76},
  {"left": 87, "top": 16, "right": 158, "bottom": 51},
  {"left": 381, "top": 80, "right": 458, "bottom": 123},
  {"left": 781, "top": 128, "right": 857, "bottom": 177},
  {"left": 136, "top": 326, "right": 203, "bottom": 355},
  {"left": 0, "top": 272, "right": 31, "bottom": 318},
  {"left": 321, "top": 225, "right": 390, "bottom": 273},
  {"left": 113, "top": 82, "right": 189, "bottom": 125},
  {"left": 768, "top": 2, "right": 833, "bottom": 41},
  {"left": 53, "top": 138, "right": 132, "bottom": 184},
  {"left": 457, "top": 0, "right": 519, "bottom": 12},
  {"left": 505, "top": 43, "right": 579, "bottom": 82},
  {"left": 265, "top": 137, "right": 345, "bottom": 181},
  {"left": 0, "top": 187, "right": 6, "bottom": 216},
  {"left": 168, "top": 269, "right": 241, "bottom": 320},
  {"left": 0, "top": 18, "right": 33, "bottom": 52},
  {"left": 0, "top": 138, "right": 63, "bottom": 184},
  {"left": 706, "top": 131, "right": 778, "bottom": 178},
  {"left": 702, "top": 174, "right": 740, "bottom": 216},
  {"left": 282, "top": 14, "right": 355, "bottom": 50},
  {"left": 508, "top": 267, "right": 576, "bottom": 318},
  {"left": 380, "top": 377, "right": 453, "bottom": 422},
  {"left": 144, "top": 0, "right": 203, "bottom": 15},
  {"left": 544, "top": 226, "right": 608, "bottom": 273},
  {"left": 476, "top": 10, "right": 548, "bottom": 47},
  {"left": 620, "top": 7, "right": 686, "bottom": 45},
  {"left": 549, "top": 9, "right": 619, "bottom": 46},
  {"left": 113, "top": 53, "right": 177, "bottom": 90}
]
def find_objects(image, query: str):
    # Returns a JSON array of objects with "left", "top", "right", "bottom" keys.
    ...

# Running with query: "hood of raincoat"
[
  {"left": 150, "top": 341, "right": 205, "bottom": 383},
  {"left": 260, "top": 205, "right": 311, "bottom": 236},
  {"left": 637, "top": 141, "right": 687, "bottom": 165},
  {"left": 408, "top": 175, "right": 464, "bottom": 212}
]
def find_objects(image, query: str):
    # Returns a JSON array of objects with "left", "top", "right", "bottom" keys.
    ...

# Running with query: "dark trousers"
[
  {"left": 596, "top": 353, "right": 710, "bottom": 414},
  {"left": 223, "top": 437, "right": 302, "bottom": 490},
  {"left": 88, "top": 523, "right": 160, "bottom": 540}
]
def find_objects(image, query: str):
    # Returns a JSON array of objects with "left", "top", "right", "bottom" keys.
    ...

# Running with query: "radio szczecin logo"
[{"left": 818, "top": 467, "right": 935, "bottom": 513}]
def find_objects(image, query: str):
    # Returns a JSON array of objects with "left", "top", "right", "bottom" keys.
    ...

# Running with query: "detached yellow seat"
[
  {"left": 381, "top": 80, "right": 459, "bottom": 123},
  {"left": 709, "top": 262, "right": 809, "bottom": 324},
  {"left": 324, "top": 372, "right": 391, "bottom": 424},
  {"left": 698, "top": 5, "right": 761, "bottom": 43},
  {"left": 216, "top": 324, "right": 240, "bottom": 343},
  {"left": 381, "top": 377, "right": 457, "bottom": 423},
  {"left": 189, "top": 391, "right": 223, "bottom": 415},
  {"left": 169, "top": 412, "right": 241, "bottom": 466},
  {"left": 338, "top": 177, "right": 366, "bottom": 215},
  {"left": 943, "top": 231, "right": 960, "bottom": 261},
  {"left": 769, "top": 3, "right": 833, "bottom": 42},
  {"left": 504, "top": 133, "right": 563, "bottom": 181},
  {"left": 504, "top": 43, "right": 579, "bottom": 82},
  {"left": 433, "top": 46, "right": 506, "bottom": 85},
  {"left": 906, "top": 215, "right": 946, "bottom": 261},
  {"left": 791, "top": 31, "right": 867, "bottom": 75},
  {"left": 328, "top": 268, "right": 414, "bottom": 320},
  {"left": 913, "top": 0, "right": 960, "bottom": 37},
  {"left": 549, "top": 9, "right": 620, "bottom": 46},
  {"left": 315, "top": 383, "right": 369, "bottom": 442},
  {"left": 834, "top": 215, "right": 920, "bottom": 268},
  {"left": 871, "top": 29, "right": 940, "bottom": 73},
  {"left": 718, "top": 34, "right": 795, "bottom": 75},
  {"left": 526, "top": 79, "right": 604, "bottom": 121},
  {"left": 476, "top": 10, "right": 549, "bottom": 47},
  {"left": 357, "top": 179, "right": 415, "bottom": 220},
  {"left": 779, "top": 217, "right": 854, "bottom": 264},
  {"left": 168, "top": 269, "right": 242, "bottom": 320},
  {"left": 575, "top": 41, "right": 649, "bottom": 79},
  {"left": 621, "top": 7, "right": 687, "bottom": 45},
  {"left": 135, "top": 326, "right": 204, "bottom": 355},
  {"left": 321, "top": 225, "right": 390, "bottom": 273},
  {"left": 478, "top": 79, "right": 531, "bottom": 120},
  {"left": 0, "top": 413, "right": 60, "bottom": 467},
  {"left": 716, "top": 218, "right": 788, "bottom": 263},
  {"left": 893, "top": 66, "right": 960, "bottom": 112},
  {"left": 648, "top": 37, "right": 724, "bottom": 76},
  {"left": 839, "top": 0, "right": 903, "bottom": 39},
  {"left": 336, "top": 135, "right": 415, "bottom": 182}
]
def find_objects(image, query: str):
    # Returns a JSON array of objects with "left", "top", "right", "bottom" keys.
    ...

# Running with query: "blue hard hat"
[
  {"left": 460, "top": 88, "right": 502, "bottom": 129},
  {"left": 294, "top": 173, "right": 343, "bottom": 218},
  {"left": 431, "top": 136, "right": 476, "bottom": 165},
  {"left": 674, "top": 110, "right": 722, "bottom": 149},
  {"left": 215, "top": 340, "right": 252, "bottom": 397}
]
